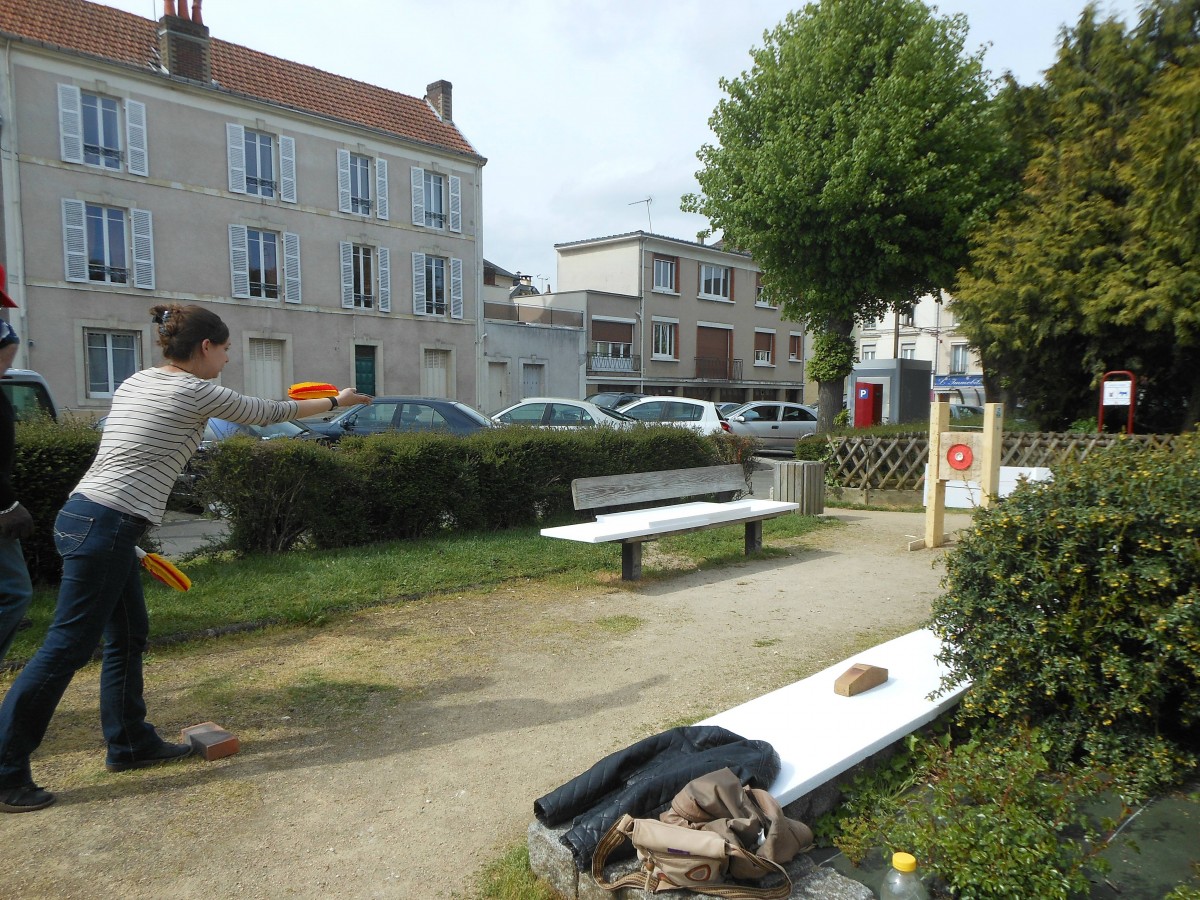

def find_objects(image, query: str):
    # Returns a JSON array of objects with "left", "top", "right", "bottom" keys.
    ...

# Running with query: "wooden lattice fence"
[{"left": 826, "top": 432, "right": 1178, "bottom": 491}]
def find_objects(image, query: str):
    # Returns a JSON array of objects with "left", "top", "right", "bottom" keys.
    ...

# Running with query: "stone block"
[{"left": 528, "top": 820, "right": 579, "bottom": 900}]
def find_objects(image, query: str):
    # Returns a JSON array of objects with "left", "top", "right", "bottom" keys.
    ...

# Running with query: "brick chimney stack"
[
  {"left": 159, "top": 0, "right": 211, "bottom": 82},
  {"left": 425, "top": 80, "right": 453, "bottom": 122}
]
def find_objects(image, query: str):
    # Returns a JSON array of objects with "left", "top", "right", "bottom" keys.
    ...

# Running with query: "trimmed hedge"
[
  {"left": 14, "top": 419, "right": 100, "bottom": 584},
  {"left": 199, "top": 426, "right": 743, "bottom": 555},
  {"left": 931, "top": 430, "right": 1200, "bottom": 793}
]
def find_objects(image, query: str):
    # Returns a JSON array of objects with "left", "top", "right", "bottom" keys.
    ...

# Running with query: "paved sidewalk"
[{"left": 154, "top": 510, "right": 229, "bottom": 558}]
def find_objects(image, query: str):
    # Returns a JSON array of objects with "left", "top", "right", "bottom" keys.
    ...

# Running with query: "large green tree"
[
  {"left": 683, "top": 0, "right": 1011, "bottom": 428},
  {"left": 954, "top": 1, "right": 1200, "bottom": 431}
]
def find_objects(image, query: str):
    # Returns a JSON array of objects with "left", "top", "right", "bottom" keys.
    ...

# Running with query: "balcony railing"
[
  {"left": 483, "top": 300, "right": 584, "bottom": 328},
  {"left": 587, "top": 352, "right": 641, "bottom": 373},
  {"left": 694, "top": 357, "right": 743, "bottom": 381}
]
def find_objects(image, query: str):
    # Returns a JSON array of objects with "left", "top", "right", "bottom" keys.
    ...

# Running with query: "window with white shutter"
[
  {"left": 375, "top": 159, "right": 389, "bottom": 221},
  {"left": 448, "top": 175, "right": 462, "bottom": 233},
  {"left": 377, "top": 246, "right": 391, "bottom": 312},
  {"left": 228, "top": 224, "right": 250, "bottom": 298},
  {"left": 410, "top": 167, "right": 425, "bottom": 226},
  {"left": 340, "top": 241, "right": 355, "bottom": 308},
  {"left": 449, "top": 257, "right": 463, "bottom": 319},
  {"left": 411, "top": 251, "right": 426, "bottom": 314},
  {"left": 283, "top": 231, "right": 301, "bottom": 304},
  {"left": 336, "top": 149, "right": 352, "bottom": 214},
  {"left": 279, "top": 135, "right": 297, "bottom": 203},
  {"left": 130, "top": 208, "right": 154, "bottom": 290},
  {"left": 62, "top": 199, "right": 88, "bottom": 282},
  {"left": 227, "top": 123, "right": 247, "bottom": 194},
  {"left": 58, "top": 84, "right": 84, "bottom": 164},
  {"left": 125, "top": 100, "right": 148, "bottom": 176}
]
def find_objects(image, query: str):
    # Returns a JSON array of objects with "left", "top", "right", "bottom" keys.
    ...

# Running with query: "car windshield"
[
  {"left": 1, "top": 382, "right": 56, "bottom": 422},
  {"left": 597, "top": 407, "right": 634, "bottom": 422}
]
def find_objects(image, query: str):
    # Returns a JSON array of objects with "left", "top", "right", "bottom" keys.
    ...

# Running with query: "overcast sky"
[{"left": 104, "top": 0, "right": 1144, "bottom": 292}]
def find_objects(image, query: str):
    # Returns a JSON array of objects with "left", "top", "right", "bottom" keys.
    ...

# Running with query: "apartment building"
[
  {"left": 0, "top": 0, "right": 485, "bottom": 416},
  {"left": 555, "top": 232, "right": 815, "bottom": 404},
  {"left": 853, "top": 291, "right": 985, "bottom": 404}
]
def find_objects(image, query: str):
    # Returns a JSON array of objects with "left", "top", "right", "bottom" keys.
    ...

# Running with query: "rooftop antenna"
[{"left": 629, "top": 197, "right": 653, "bottom": 232}]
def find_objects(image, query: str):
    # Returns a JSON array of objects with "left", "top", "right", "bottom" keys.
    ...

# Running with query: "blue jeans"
[
  {"left": 0, "top": 496, "right": 162, "bottom": 787},
  {"left": 0, "top": 536, "right": 33, "bottom": 664}
]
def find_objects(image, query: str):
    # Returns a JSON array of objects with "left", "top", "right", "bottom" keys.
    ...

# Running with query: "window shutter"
[
  {"left": 377, "top": 246, "right": 391, "bottom": 313},
  {"left": 61, "top": 198, "right": 88, "bottom": 282},
  {"left": 336, "top": 149, "right": 352, "bottom": 213},
  {"left": 410, "top": 166, "right": 425, "bottom": 226},
  {"left": 339, "top": 241, "right": 354, "bottom": 308},
  {"left": 375, "top": 158, "right": 389, "bottom": 221},
  {"left": 283, "top": 231, "right": 301, "bottom": 304},
  {"left": 228, "top": 224, "right": 250, "bottom": 298},
  {"left": 125, "top": 99, "right": 148, "bottom": 176},
  {"left": 449, "top": 257, "right": 464, "bottom": 319},
  {"left": 279, "top": 135, "right": 297, "bottom": 203},
  {"left": 130, "top": 208, "right": 154, "bottom": 289},
  {"left": 58, "top": 84, "right": 84, "bottom": 164},
  {"left": 411, "top": 251, "right": 426, "bottom": 314},
  {"left": 226, "top": 124, "right": 246, "bottom": 194},
  {"left": 448, "top": 175, "right": 462, "bottom": 233}
]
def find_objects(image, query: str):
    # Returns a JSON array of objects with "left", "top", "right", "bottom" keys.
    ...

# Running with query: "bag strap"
[{"left": 591, "top": 815, "right": 793, "bottom": 900}]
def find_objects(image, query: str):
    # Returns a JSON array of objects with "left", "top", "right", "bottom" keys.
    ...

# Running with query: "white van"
[{"left": 1, "top": 369, "right": 58, "bottom": 421}]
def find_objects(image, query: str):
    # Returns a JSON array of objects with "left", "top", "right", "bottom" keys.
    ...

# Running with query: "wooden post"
[
  {"left": 979, "top": 402, "right": 1005, "bottom": 508},
  {"left": 923, "top": 398, "right": 951, "bottom": 549}
]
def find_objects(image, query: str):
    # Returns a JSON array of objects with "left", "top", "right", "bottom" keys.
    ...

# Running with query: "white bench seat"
[
  {"left": 701, "top": 628, "right": 970, "bottom": 806},
  {"left": 541, "top": 464, "right": 802, "bottom": 580}
]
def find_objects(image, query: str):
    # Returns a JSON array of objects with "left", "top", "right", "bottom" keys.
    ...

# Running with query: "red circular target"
[{"left": 946, "top": 444, "right": 974, "bottom": 471}]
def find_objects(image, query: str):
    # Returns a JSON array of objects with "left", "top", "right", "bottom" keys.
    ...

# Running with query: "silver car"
[{"left": 725, "top": 401, "right": 818, "bottom": 452}]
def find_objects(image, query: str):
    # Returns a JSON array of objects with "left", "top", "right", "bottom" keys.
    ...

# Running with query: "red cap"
[{"left": 0, "top": 265, "right": 16, "bottom": 308}]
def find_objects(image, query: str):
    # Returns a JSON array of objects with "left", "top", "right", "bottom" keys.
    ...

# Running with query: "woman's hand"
[{"left": 338, "top": 387, "right": 371, "bottom": 407}]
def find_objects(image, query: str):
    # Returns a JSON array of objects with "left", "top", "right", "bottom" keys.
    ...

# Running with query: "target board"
[{"left": 941, "top": 432, "right": 985, "bottom": 482}]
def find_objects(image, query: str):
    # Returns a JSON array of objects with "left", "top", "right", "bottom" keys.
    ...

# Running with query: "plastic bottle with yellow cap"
[{"left": 878, "top": 851, "right": 929, "bottom": 899}]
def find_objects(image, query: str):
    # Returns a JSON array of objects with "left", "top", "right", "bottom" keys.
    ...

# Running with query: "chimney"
[
  {"left": 425, "top": 80, "right": 453, "bottom": 122},
  {"left": 159, "top": 0, "right": 211, "bottom": 82}
]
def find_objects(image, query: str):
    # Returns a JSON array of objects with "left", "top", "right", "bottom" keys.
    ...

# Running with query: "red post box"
[{"left": 854, "top": 382, "right": 883, "bottom": 428}]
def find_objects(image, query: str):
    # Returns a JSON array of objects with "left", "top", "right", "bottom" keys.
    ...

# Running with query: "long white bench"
[
  {"left": 540, "top": 464, "right": 799, "bottom": 580},
  {"left": 702, "top": 628, "right": 970, "bottom": 806},
  {"left": 527, "top": 628, "right": 970, "bottom": 899}
]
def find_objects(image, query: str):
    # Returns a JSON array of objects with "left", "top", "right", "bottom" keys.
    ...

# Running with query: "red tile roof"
[{"left": 0, "top": 0, "right": 482, "bottom": 160}]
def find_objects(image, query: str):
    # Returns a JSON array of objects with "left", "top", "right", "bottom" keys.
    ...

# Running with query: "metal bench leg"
[
  {"left": 745, "top": 521, "right": 763, "bottom": 555},
  {"left": 622, "top": 542, "right": 643, "bottom": 581}
]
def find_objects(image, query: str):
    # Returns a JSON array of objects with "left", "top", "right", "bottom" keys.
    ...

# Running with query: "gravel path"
[{"left": 0, "top": 508, "right": 969, "bottom": 899}]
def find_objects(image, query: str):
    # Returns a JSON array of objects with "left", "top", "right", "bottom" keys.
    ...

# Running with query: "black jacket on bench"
[{"left": 534, "top": 725, "right": 779, "bottom": 871}]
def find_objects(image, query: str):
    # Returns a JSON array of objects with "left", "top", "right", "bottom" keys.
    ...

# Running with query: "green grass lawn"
[{"left": 8, "top": 513, "right": 834, "bottom": 664}]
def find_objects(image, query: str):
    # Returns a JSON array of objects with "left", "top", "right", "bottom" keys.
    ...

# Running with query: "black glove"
[{"left": 0, "top": 502, "right": 34, "bottom": 540}]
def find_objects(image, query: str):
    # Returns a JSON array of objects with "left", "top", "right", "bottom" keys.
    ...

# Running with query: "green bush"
[
  {"left": 14, "top": 419, "right": 100, "bottom": 583},
  {"left": 885, "top": 730, "right": 1110, "bottom": 900},
  {"left": 930, "top": 431, "right": 1200, "bottom": 794},
  {"left": 197, "top": 426, "right": 727, "bottom": 554}
]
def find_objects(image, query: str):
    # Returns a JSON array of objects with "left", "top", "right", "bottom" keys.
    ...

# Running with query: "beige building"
[
  {"left": 555, "top": 232, "right": 815, "bottom": 404},
  {"left": 853, "top": 291, "right": 986, "bottom": 404},
  {"left": 0, "top": 0, "right": 485, "bottom": 417}
]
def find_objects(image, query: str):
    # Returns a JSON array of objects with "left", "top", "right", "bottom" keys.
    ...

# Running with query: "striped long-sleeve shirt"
[{"left": 75, "top": 369, "right": 301, "bottom": 525}]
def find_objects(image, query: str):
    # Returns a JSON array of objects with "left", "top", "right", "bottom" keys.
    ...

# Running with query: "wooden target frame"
[{"left": 911, "top": 398, "right": 1004, "bottom": 550}]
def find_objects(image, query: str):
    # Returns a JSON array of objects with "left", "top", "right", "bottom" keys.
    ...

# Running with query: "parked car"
[
  {"left": 493, "top": 398, "right": 634, "bottom": 429},
  {"left": 619, "top": 396, "right": 730, "bottom": 435},
  {"left": 724, "top": 401, "right": 819, "bottom": 452},
  {"left": 585, "top": 392, "right": 647, "bottom": 411},
  {"left": 1, "top": 368, "right": 58, "bottom": 421},
  {"left": 303, "top": 397, "right": 494, "bottom": 441},
  {"left": 949, "top": 404, "right": 985, "bottom": 421}
]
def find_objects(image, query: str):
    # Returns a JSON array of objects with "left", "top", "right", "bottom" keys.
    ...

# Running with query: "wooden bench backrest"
[{"left": 571, "top": 464, "right": 746, "bottom": 511}]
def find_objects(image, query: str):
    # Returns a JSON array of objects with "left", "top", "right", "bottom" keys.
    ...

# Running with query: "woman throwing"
[{"left": 0, "top": 303, "right": 369, "bottom": 812}]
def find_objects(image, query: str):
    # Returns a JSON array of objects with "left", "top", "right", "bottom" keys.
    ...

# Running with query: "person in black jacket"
[{"left": 0, "top": 271, "right": 34, "bottom": 665}]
